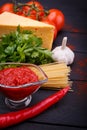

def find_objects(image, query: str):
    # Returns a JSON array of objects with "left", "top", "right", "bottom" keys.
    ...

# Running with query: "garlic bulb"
[{"left": 52, "top": 37, "right": 75, "bottom": 65}]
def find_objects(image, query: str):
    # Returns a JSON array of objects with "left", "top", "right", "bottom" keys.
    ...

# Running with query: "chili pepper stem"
[{"left": 0, "top": 86, "right": 70, "bottom": 129}]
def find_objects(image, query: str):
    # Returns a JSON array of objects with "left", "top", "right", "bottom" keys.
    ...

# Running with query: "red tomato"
[
  {"left": 22, "top": 1, "right": 44, "bottom": 20},
  {"left": 16, "top": 12, "right": 36, "bottom": 20},
  {"left": 47, "top": 9, "right": 65, "bottom": 31},
  {"left": 0, "top": 3, "right": 14, "bottom": 14},
  {"left": 25, "top": 15, "right": 37, "bottom": 20},
  {"left": 42, "top": 19, "right": 57, "bottom": 40}
]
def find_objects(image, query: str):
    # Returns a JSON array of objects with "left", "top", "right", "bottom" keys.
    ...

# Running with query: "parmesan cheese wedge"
[{"left": 0, "top": 12, "right": 55, "bottom": 50}]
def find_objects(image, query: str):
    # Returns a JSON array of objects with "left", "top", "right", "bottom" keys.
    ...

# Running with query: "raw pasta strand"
[{"left": 39, "top": 62, "right": 71, "bottom": 89}]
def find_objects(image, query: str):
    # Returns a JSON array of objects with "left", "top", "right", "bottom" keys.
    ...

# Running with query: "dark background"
[{"left": 0, "top": 0, "right": 87, "bottom": 130}]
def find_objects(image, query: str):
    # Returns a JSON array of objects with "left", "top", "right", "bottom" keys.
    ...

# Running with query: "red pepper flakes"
[
  {"left": 64, "top": 23, "right": 86, "bottom": 33},
  {"left": 73, "top": 57, "right": 87, "bottom": 95},
  {"left": 64, "top": 24, "right": 80, "bottom": 32},
  {"left": 78, "top": 58, "right": 87, "bottom": 67},
  {"left": 75, "top": 68, "right": 84, "bottom": 75},
  {"left": 77, "top": 58, "right": 87, "bottom": 79},
  {"left": 75, "top": 81, "right": 87, "bottom": 95},
  {"left": 71, "top": 28, "right": 80, "bottom": 33},
  {"left": 68, "top": 44, "right": 75, "bottom": 51},
  {"left": 73, "top": 66, "right": 87, "bottom": 81}
]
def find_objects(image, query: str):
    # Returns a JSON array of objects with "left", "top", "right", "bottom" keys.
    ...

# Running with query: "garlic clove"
[{"left": 52, "top": 37, "right": 75, "bottom": 65}]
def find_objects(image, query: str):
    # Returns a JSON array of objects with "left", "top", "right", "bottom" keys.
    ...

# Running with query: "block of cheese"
[{"left": 0, "top": 12, "right": 55, "bottom": 50}]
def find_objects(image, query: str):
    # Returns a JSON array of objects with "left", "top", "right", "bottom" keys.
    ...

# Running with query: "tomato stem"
[{"left": 13, "top": 0, "right": 48, "bottom": 20}]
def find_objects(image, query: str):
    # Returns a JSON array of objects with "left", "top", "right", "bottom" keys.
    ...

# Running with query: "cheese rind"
[{"left": 0, "top": 12, "right": 54, "bottom": 50}]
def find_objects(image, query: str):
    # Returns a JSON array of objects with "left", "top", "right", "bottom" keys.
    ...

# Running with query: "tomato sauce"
[
  {"left": 0, "top": 66, "right": 39, "bottom": 100},
  {"left": 0, "top": 66, "right": 38, "bottom": 86}
]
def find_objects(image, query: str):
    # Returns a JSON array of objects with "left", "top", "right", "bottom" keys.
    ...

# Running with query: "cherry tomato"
[
  {"left": 47, "top": 9, "right": 65, "bottom": 31},
  {"left": 42, "top": 19, "right": 57, "bottom": 40},
  {"left": 22, "top": 1, "right": 44, "bottom": 20},
  {"left": 25, "top": 15, "right": 37, "bottom": 20},
  {"left": 0, "top": 3, "right": 14, "bottom": 14}
]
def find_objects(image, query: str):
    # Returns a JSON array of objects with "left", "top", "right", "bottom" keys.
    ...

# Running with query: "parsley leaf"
[{"left": 0, "top": 26, "right": 53, "bottom": 65}]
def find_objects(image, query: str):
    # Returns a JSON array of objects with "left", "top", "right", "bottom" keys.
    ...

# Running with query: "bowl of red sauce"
[{"left": 0, "top": 63, "right": 48, "bottom": 109}]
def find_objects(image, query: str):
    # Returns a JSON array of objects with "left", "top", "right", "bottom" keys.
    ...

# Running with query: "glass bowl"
[{"left": 0, "top": 62, "right": 48, "bottom": 109}]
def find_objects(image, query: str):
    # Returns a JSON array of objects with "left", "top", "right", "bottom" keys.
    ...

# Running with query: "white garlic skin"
[{"left": 52, "top": 46, "right": 75, "bottom": 65}]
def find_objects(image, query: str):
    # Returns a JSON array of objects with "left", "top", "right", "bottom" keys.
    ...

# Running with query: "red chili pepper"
[{"left": 0, "top": 86, "right": 70, "bottom": 129}]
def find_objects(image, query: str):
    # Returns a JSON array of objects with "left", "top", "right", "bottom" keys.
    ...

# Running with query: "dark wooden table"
[{"left": 0, "top": 0, "right": 87, "bottom": 130}]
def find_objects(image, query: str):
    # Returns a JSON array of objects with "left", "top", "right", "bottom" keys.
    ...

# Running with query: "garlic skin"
[{"left": 52, "top": 37, "right": 75, "bottom": 65}]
